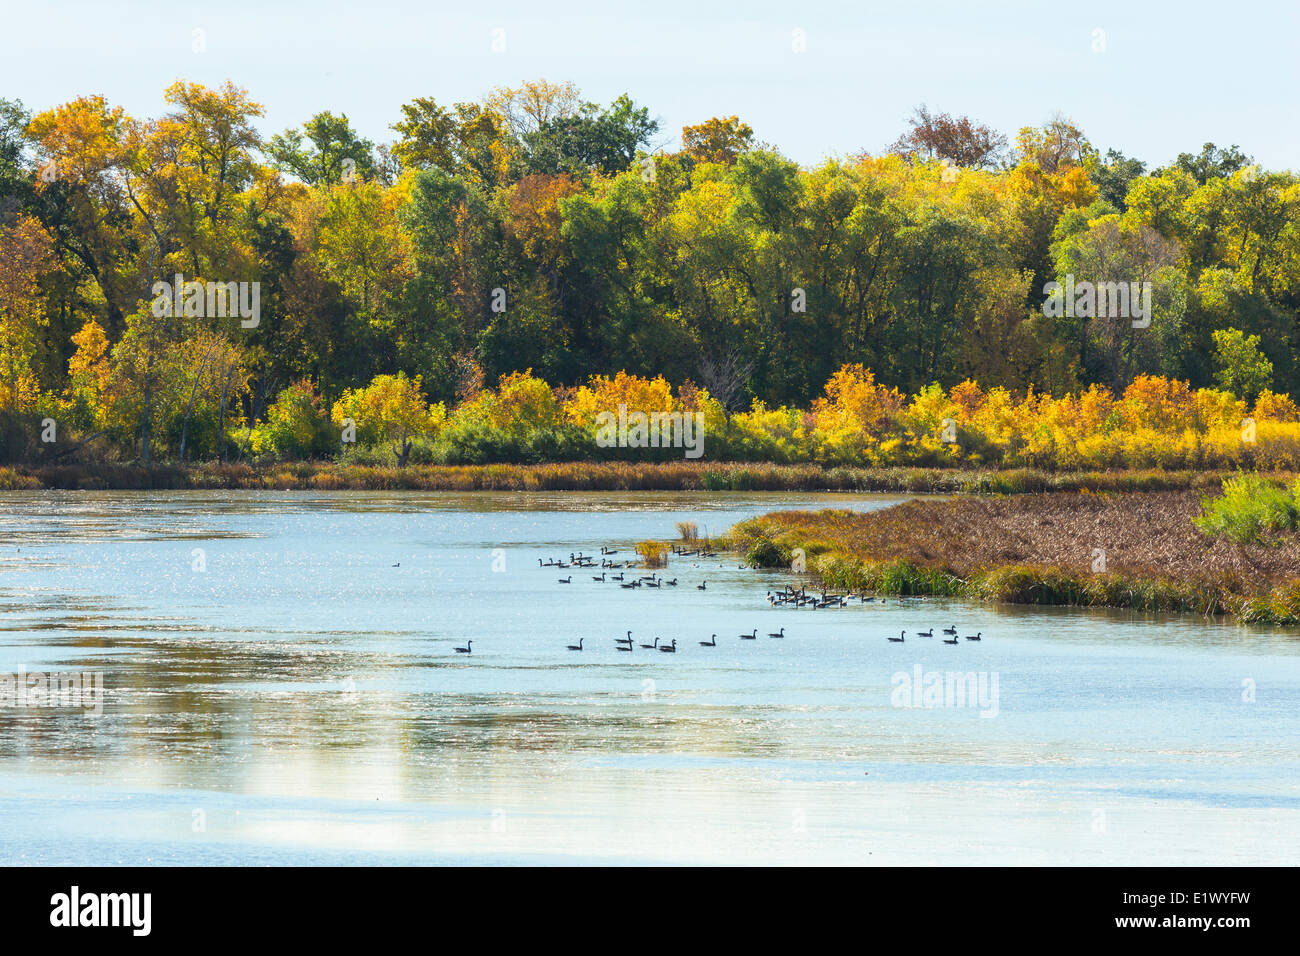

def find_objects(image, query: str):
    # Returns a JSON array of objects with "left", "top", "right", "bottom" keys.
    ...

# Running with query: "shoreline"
[{"left": 0, "top": 461, "right": 1285, "bottom": 494}]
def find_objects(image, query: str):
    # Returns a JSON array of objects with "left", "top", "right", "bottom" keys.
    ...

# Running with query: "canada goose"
[
  {"left": 697, "top": 582, "right": 706, "bottom": 590},
  {"left": 392, "top": 562, "right": 400, "bottom": 567},
  {"left": 942, "top": 625, "right": 958, "bottom": 635},
  {"left": 592, "top": 573, "right": 606, "bottom": 582},
  {"left": 665, "top": 578, "right": 678, "bottom": 586},
  {"left": 768, "top": 627, "right": 785, "bottom": 639},
  {"left": 658, "top": 639, "right": 678, "bottom": 653},
  {"left": 888, "top": 631, "right": 905, "bottom": 642},
  {"left": 916, "top": 628, "right": 934, "bottom": 638},
  {"left": 558, "top": 576, "right": 571, "bottom": 584},
  {"left": 454, "top": 640, "right": 472, "bottom": 654},
  {"left": 566, "top": 638, "right": 584, "bottom": 651},
  {"left": 612, "top": 573, "right": 625, "bottom": 582},
  {"left": 700, "top": 633, "right": 717, "bottom": 647},
  {"left": 639, "top": 637, "right": 659, "bottom": 650},
  {"left": 942, "top": 634, "right": 959, "bottom": 645},
  {"left": 740, "top": 629, "right": 757, "bottom": 640},
  {"left": 964, "top": 632, "right": 982, "bottom": 641}
]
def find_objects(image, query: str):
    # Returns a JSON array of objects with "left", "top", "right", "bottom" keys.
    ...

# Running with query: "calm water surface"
[{"left": 0, "top": 490, "right": 1296, "bottom": 865}]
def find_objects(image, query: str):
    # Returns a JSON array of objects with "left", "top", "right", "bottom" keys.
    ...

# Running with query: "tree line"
[{"left": 0, "top": 80, "right": 1296, "bottom": 463}]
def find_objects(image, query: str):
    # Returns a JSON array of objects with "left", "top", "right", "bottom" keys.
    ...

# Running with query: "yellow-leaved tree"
[
  {"left": 0, "top": 216, "right": 55, "bottom": 411},
  {"left": 65, "top": 318, "right": 112, "bottom": 429},
  {"left": 331, "top": 372, "right": 444, "bottom": 465}
]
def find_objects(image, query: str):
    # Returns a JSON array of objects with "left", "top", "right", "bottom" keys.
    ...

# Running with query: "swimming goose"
[
  {"left": 740, "top": 629, "right": 757, "bottom": 640},
  {"left": 916, "top": 628, "right": 934, "bottom": 638},
  {"left": 888, "top": 631, "right": 905, "bottom": 643},
  {"left": 454, "top": 640, "right": 472, "bottom": 654},
  {"left": 699, "top": 634, "right": 717, "bottom": 646},
  {"left": 964, "top": 632, "right": 982, "bottom": 641},
  {"left": 592, "top": 573, "right": 606, "bottom": 582},
  {"left": 639, "top": 636, "right": 659, "bottom": 650},
  {"left": 697, "top": 582, "right": 706, "bottom": 590},
  {"left": 658, "top": 639, "right": 678, "bottom": 653},
  {"left": 942, "top": 634, "right": 959, "bottom": 645},
  {"left": 942, "top": 625, "right": 958, "bottom": 635},
  {"left": 557, "top": 576, "right": 571, "bottom": 584},
  {"left": 768, "top": 627, "right": 785, "bottom": 639},
  {"left": 567, "top": 638, "right": 584, "bottom": 651}
]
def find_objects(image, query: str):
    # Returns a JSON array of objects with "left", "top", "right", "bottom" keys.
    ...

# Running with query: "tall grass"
[
  {"left": 636, "top": 541, "right": 669, "bottom": 567},
  {"left": 0, "top": 461, "right": 1277, "bottom": 493}
]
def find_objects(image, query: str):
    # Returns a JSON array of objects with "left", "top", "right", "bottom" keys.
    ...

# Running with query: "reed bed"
[
  {"left": 0, "top": 461, "right": 1282, "bottom": 493},
  {"left": 728, "top": 491, "right": 1300, "bottom": 625}
]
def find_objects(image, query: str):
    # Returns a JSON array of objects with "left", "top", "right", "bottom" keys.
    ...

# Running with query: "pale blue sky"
[{"left": 5, "top": 0, "right": 1297, "bottom": 170}]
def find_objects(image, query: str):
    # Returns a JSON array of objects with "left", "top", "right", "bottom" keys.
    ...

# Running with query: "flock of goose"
[
  {"left": 766, "top": 584, "right": 879, "bottom": 609},
  {"left": 448, "top": 543, "right": 989, "bottom": 654},
  {"left": 549, "top": 545, "right": 720, "bottom": 590},
  {"left": 562, "top": 625, "right": 788, "bottom": 654},
  {"left": 888, "top": 626, "right": 983, "bottom": 644}
]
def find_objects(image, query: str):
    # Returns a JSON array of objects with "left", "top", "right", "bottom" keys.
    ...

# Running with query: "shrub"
[
  {"left": 250, "top": 380, "right": 337, "bottom": 460},
  {"left": 1194, "top": 474, "right": 1298, "bottom": 544}
]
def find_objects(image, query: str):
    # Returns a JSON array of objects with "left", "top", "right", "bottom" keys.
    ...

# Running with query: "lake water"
[{"left": 0, "top": 490, "right": 1296, "bottom": 865}]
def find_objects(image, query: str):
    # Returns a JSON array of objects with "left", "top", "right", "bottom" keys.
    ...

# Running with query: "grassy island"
[{"left": 728, "top": 488, "right": 1300, "bottom": 625}]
